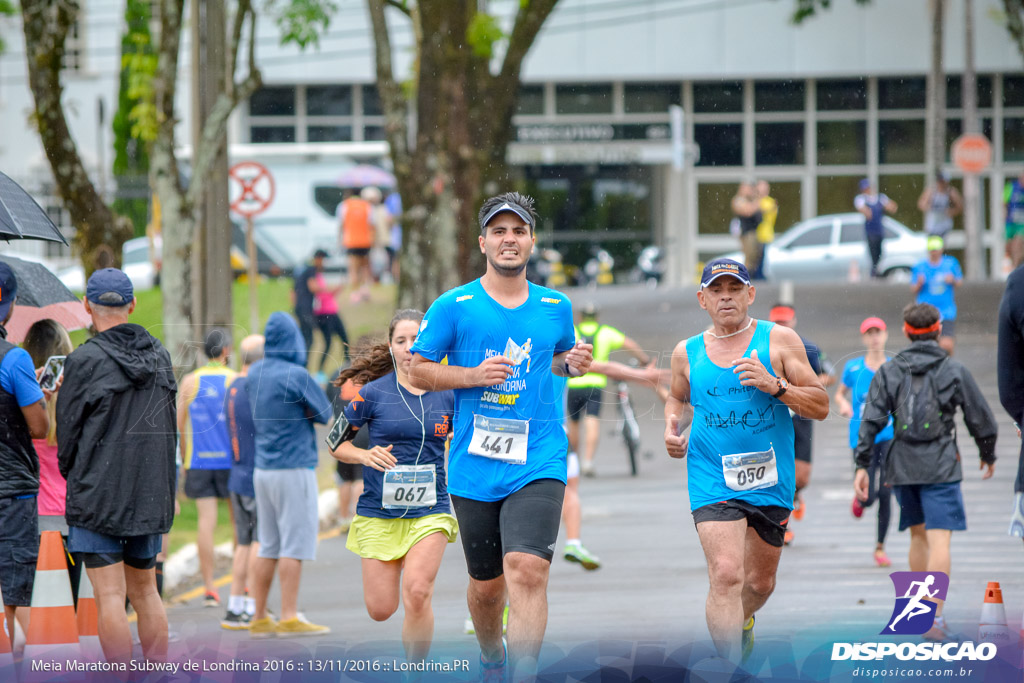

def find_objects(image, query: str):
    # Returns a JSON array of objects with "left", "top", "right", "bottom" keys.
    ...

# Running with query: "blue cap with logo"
[
  {"left": 700, "top": 258, "right": 751, "bottom": 288},
  {"left": 86, "top": 268, "right": 134, "bottom": 306},
  {"left": 0, "top": 262, "right": 17, "bottom": 322}
]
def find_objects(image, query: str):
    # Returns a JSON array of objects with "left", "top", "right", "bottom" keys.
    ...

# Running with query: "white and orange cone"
[
  {"left": 76, "top": 570, "right": 101, "bottom": 663},
  {"left": 22, "top": 531, "right": 79, "bottom": 681},
  {"left": 977, "top": 581, "right": 1014, "bottom": 647}
]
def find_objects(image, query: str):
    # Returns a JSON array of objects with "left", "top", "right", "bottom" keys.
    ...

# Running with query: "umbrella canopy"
[
  {"left": 336, "top": 164, "right": 396, "bottom": 189},
  {"left": 0, "top": 254, "right": 90, "bottom": 343},
  {"left": 0, "top": 172, "right": 69, "bottom": 245}
]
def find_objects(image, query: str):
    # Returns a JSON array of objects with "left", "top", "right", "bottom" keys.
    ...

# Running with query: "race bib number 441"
[
  {"left": 468, "top": 414, "right": 529, "bottom": 465},
  {"left": 721, "top": 446, "right": 778, "bottom": 492}
]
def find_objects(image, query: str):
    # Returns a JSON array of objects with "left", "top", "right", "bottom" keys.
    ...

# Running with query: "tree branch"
[
  {"left": 1005, "top": 0, "right": 1024, "bottom": 63},
  {"left": 384, "top": 0, "right": 410, "bottom": 17},
  {"left": 367, "top": 0, "right": 411, "bottom": 168},
  {"left": 496, "top": 0, "right": 558, "bottom": 90}
]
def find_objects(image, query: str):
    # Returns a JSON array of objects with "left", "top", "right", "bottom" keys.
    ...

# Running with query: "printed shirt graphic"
[
  {"left": 841, "top": 355, "right": 894, "bottom": 450},
  {"left": 344, "top": 373, "right": 454, "bottom": 519},
  {"left": 912, "top": 255, "right": 962, "bottom": 322},
  {"left": 410, "top": 279, "right": 576, "bottom": 501},
  {"left": 183, "top": 364, "right": 237, "bottom": 470},
  {"left": 684, "top": 320, "right": 795, "bottom": 510},
  {"left": 884, "top": 571, "right": 949, "bottom": 635}
]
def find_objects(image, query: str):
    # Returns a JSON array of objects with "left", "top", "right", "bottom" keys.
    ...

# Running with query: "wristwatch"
[{"left": 772, "top": 377, "right": 789, "bottom": 398}]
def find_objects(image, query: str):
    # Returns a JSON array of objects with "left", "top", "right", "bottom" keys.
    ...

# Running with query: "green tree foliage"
[{"left": 791, "top": 0, "right": 871, "bottom": 24}]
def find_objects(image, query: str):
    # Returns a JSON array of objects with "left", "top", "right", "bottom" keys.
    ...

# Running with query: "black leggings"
[
  {"left": 860, "top": 440, "right": 892, "bottom": 545},
  {"left": 314, "top": 313, "right": 349, "bottom": 371},
  {"left": 866, "top": 233, "right": 884, "bottom": 277}
]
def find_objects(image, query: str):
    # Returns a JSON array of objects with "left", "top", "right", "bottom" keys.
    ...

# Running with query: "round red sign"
[
  {"left": 952, "top": 134, "right": 992, "bottom": 174},
  {"left": 229, "top": 162, "right": 275, "bottom": 217}
]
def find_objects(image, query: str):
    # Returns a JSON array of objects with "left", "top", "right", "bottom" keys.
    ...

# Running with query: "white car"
[
  {"left": 58, "top": 236, "right": 157, "bottom": 293},
  {"left": 719, "top": 213, "right": 928, "bottom": 282}
]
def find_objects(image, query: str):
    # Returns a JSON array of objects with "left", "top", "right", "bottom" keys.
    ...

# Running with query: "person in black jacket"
[
  {"left": 56, "top": 269, "right": 176, "bottom": 665},
  {"left": 997, "top": 265, "right": 1024, "bottom": 541},
  {"left": 854, "top": 302, "right": 997, "bottom": 642}
]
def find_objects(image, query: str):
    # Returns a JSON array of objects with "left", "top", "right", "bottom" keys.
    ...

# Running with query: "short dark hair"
[
  {"left": 478, "top": 192, "right": 538, "bottom": 234},
  {"left": 903, "top": 303, "right": 941, "bottom": 341},
  {"left": 204, "top": 327, "right": 232, "bottom": 359}
]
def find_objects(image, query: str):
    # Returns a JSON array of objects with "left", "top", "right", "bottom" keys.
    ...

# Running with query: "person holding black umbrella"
[{"left": 0, "top": 262, "right": 50, "bottom": 647}]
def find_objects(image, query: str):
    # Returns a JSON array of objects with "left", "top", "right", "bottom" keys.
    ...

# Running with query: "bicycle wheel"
[
  {"left": 623, "top": 424, "right": 639, "bottom": 476},
  {"left": 619, "top": 388, "right": 641, "bottom": 476}
]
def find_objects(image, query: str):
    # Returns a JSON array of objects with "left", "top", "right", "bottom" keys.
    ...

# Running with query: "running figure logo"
[{"left": 883, "top": 572, "right": 949, "bottom": 635}]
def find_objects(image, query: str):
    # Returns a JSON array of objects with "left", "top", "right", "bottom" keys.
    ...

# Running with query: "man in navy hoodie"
[{"left": 245, "top": 312, "right": 332, "bottom": 637}]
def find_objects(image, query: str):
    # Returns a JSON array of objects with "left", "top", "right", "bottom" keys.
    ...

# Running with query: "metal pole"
[
  {"left": 962, "top": 0, "right": 984, "bottom": 279},
  {"left": 247, "top": 216, "right": 258, "bottom": 334}
]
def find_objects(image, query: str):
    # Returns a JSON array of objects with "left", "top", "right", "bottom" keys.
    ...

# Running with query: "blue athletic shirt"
[
  {"left": 841, "top": 355, "right": 894, "bottom": 450},
  {"left": 912, "top": 255, "right": 962, "bottom": 322},
  {"left": 410, "top": 279, "right": 576, "bottom": 501},
  {"left": 344, "top": 372, "right": 454, "bottom": 518},
  {"left": 0, "top": 346, "right": 44, "bottom": 408},
  {"left": 685, "top": 320, "right": 795, "bottom": 510}
]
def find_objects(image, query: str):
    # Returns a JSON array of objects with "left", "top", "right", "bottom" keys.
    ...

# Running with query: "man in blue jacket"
[{"left": 245, "top": 312, "right": 332, "bottom": 638}]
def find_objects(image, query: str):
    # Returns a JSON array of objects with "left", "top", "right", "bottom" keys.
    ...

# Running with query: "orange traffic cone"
[
  {"left": 977, "top": 581, "right": 1014, "bottom": 647},
  {"left": 22, "top": 531, "right": 79, "bottom": 680},
  {"left": 0, "top": 582, "right": 15, "bottom": 682},
  {"left": 76, "top": 570, "right": 101, "bottom": 662}
]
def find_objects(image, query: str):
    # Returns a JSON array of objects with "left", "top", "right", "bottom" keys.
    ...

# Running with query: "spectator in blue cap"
[{"left": 854, "top": 179, "right": 898, "bottom": 279}]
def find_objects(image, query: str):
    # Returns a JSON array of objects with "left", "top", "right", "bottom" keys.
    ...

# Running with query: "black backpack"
[{"left": 893, "top": 359, "right": 950, "bottom": 443}]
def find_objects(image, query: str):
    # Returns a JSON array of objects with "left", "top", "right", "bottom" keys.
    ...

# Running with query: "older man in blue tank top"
[{"left": 663, "top": 258, "right": 829, "bottom": 662}]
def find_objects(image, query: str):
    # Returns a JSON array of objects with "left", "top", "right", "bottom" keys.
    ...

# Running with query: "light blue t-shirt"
[
  {"left": 685, "top": 320, "right": 795, "bottom": 510},
  {"left": 841, "top": 355, "right": 894, "bottom": 450},
  {"left": 912, "top": 255, "right": 962, "bottom": 322},
  {"left": 0, "top": 346, "right": 45, "bottom": 408},
  {"left": 410, "top": 279, "right": 576, "bottom": 501}
]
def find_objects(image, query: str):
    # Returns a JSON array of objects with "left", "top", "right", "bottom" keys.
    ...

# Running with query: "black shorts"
[
  {"left": 566, "top": 386, "right": 603, "bottom": 421},
  {"left": 334, "top": 460, "right": 363, "bottom": 483},
  {"left": 0, "top": 496, "right": 39, "bottom": 606},
  {"left": 451, "top": 478, "right": 565, "bottom": 581},
  {"left": 692, "top": 499, "right": 790, "bottom": 548},
  {"left": 184, "top": 468, "right": 231, "bottom": 499},
  {"left": 347, "top": 247, "right": 371, "bottom": 257},
  {"left": 230, "top": 492, "right": 259, "bottom": 546},
  {"left": 793, "top": 416, "right": 813, "bottom": 463},
  {"left": 940, "top": 319, "right": 956, "bottom": 338}
]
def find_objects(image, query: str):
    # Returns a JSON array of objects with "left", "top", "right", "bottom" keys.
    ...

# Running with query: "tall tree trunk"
[
  {"left": 962, "top": 0, "right": 984, "bottom": 280},
  {"left": 925, "top": 0, "right": 946, "bottom": 180},
  {"left": 21, "top": 0, "right": 133, "bottom": 273}
]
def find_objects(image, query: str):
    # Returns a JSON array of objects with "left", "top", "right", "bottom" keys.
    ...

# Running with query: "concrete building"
[{"left": 0, "top": 0, "right": 1020, "bottom": 281}]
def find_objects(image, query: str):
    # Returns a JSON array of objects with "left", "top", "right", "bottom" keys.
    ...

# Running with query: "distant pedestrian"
[
  {"left": 854, "top": 302, "right": 997, "bottom": 642},
  {"left": 0, "top": 263, "right": 49, "bottom": 646},
  {"left": 338, "top": 187, "right": 378, "bottom": 303},
  {"left": 997, "top": 264, "right": 1024, "bottom": 541},
  {"left": 917, "top": 171, "right": 962, "bottom": 238},
  {"left": 911, "top": 235, "right": 962, "bottom": 356},
  {"left": 385, "top": 191, "right": 403, "bottom": 283},
  {"left": 854, "top": 179, "right": 898, "bottom": 278},
  {"left": 1004, "top": 169, "right": 1024, "bottom": 270},
  {"left": 731, "top": 182, "right": 763, "bottom": 276},
  {"left": 308, "top": 248, "right": 349, "bottom": 383},
  {"left": 23, "top": 319, "right": 82, "bottom": 602},
  {"left": 755, "top": 180, "right": 778, "bottom": 279},
  {"left": 246, "top": 312, "right": 333, "bottom": 638},
  {"left": 178, "top": 328, "right": 237, "bottom": 608},
  {"left": 292, "top": 251, "right": 319, "bottom": 355},
  {"left": 57, "top": 268, "right": 176, "bottom": 664},
  {"left": 221, "top": 334, "right": 264, "bottom": 630}
]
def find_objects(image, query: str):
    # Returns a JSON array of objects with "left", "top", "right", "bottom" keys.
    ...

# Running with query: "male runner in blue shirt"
[{"left": 410, "top": 192, "right": 592, "bottom": 682}]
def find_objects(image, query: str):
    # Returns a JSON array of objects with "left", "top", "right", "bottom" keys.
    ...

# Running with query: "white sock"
[
  {"left": 228, "top": 594, "right": 245, "bottom": 614},
  {"left": 244, "top": 597, "right": 256, "bottom": 615},
  {"left": 566, "top": 539, "right": 581, "bottom": 548}
]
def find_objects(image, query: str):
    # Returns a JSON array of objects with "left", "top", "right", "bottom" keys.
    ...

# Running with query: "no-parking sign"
[{"left": 229, "top": 161, "right": 275, "bottom": 217}]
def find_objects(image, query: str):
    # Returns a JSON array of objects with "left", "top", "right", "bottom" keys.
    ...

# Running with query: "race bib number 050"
[
  {"left": 382, "top": 464, "right": 438, "bottom": 509},
  {"left": 721, "top": 446, "right": 778, "bottom": 492},
  {"left": 468, "top": 414, "right": 529, "bottom": 465}
]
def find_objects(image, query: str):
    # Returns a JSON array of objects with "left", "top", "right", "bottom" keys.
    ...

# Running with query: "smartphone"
[
  {"left": 326, "top": 414, "right": 353, "bottom": 451},
  {"left": 38, "top": 355, "right": 66, "bottom": 392}
]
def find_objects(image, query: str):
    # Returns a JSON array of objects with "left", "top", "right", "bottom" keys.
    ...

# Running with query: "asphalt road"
[{"left": 152, "top": 279, "right": 1023, "bottom": 681}]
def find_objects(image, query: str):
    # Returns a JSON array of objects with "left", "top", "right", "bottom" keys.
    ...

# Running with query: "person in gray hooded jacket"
[{"left": 854, "top": 302, "right": 997, "bottom": 642}]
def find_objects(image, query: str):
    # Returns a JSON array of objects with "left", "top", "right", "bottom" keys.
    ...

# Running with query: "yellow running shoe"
[
  {"left": 741, "top": 616, "right": 755, "bottom": 662},
  {"left": 249, "top": 616, "right": 277, "bottom": 639},
  {"left": 276, "top": 616, "right": 331, "bottom": 637}
]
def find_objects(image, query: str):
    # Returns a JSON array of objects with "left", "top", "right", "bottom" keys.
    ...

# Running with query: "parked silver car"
[{"left": 719, "top": 213, "right": 928, "bottom": 282}]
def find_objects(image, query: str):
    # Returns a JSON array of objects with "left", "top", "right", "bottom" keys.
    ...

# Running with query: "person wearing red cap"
[
  {"left": 835, "top": 317, "right": 894, "bottom": 568},
  {"left": 766, "top": 303, "right": 835, "bottom": 546}
]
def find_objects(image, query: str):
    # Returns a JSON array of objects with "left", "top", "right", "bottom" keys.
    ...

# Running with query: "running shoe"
[
  {"left": 792, "top": 495, "right": 805, "bottom": 521},
  {"left": 783, "top": 530, "right": 794, "bottom": 546},
  {"left": 922, "top": 616, "right": 956, "bottom": 642},
  {"left": 464, "top": 605, "right": 509, "bottom": 635},
  {"left": 203, "top": 590, "right": 220, "bottom": 608},
  {"left": 581, "top": 461, "right": 596, "bottom": 478},
  {"left": 563, "top": 544, "right": 601, "bottom": 570},
  {"left": 479, "top": 639, "right": 507, "bottom": 683},
  {"left": 221, "top": 610, "right": 252, "bottom": 630},
  {"left": 741, "top": 616, "right": 755, "bottom": 662},
  {"left": 276, "top": 616, "right": 331, "bottom": 637},
  {"left": 851, "top": 496, "right": 865, "bottom": 519},
  {"left": 873, "top": 549, "right": 891, "bottom": 567},
  {"left": 1009, "top": 492, "right": 1024, "bottom": 537},
  {"left": 249, "top": 616, "right": 277, "bottom": 639}
]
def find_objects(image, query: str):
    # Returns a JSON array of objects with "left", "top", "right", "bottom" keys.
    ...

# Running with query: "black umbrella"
[
  {"left": 0, "top": 254, "right": 90, "bottom": 342},
  {"left": 0, "top": 171, "right": 69, "bottom": 245}
]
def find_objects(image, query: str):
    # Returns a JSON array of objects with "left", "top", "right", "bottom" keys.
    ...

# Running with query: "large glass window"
[
  {"left": 362, "top": 85, "right": 382, "bottom": 116},
  {"left": 697, "top": 182, "right": 739, "bottom": 236},
  {"left": 624, "top": 83, "right": 680, "bottom": 114},
  {"left": 878, "top": 120, "right": 925, "bottom": 164},
  {"left": 878, "top": 174, "right": 925, "bottom": 228},
  {"left": 1005, "top": 76, "right": 1024, "bottom": 107},
  {"left": 250, "top": 126, "right": 295, "bottom": 143},
  {"left": 307, "top": 85, "right": 352, "bottom": 116},
  {"left": 250, "top": 87, "right": 295, "bottom": 116},
  {"left": 517, "top": 85, "right": 545, "bottom": 115},
  {"left": 817, "top": 121, "right": 867, "bottom": 165},
  {"left": 364, "top": 125, "right": 386, "bottom": 141},
  {"left": 693, "top": 81, "right": 743, "bottom": 113},
  {"left": 762, "top": 181, "right": 802, "bottom": 236},
  {"left": 755, "top": 122, "right": 804, "bottom": 165},
  {"left": 307, "top": 125, "right": 352, "bottom": 142},
  {"left": 555, "top": 84, "right": 613, "bottom": 115},
  {"left": 754, "top": 80, "right": 804, "bottom": 112},
  {"left": 816, "top": 79, "right": 866, "bottom": 111},
  {"left": 1006, "top": 118, "right": 1024, "bottom": 163},
  {"left": 944, "top": 119, "right": 994, "bottom": 162},
  {"left": 946, "top": 75, "right": 994, "bottom": 109},
  {"left": 694, "top": 124, "right": 742, "bottom": 167},
  {"left": 817, "top": 176, "right": 862, "bottom": 216},
  {"left": 878, "top": 77, "right": 926, "bottom": 109}
]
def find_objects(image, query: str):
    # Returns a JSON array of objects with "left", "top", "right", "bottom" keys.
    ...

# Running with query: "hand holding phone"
[{"left": 38, "top": 356, "right": 66, "bottom": 392}]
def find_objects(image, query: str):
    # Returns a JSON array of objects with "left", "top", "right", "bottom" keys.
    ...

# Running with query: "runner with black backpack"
[{"left": 853, "top": 302, "right": 998, "bottom": 642}]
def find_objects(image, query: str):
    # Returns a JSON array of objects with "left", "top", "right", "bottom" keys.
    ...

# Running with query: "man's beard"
[{"left": 487, "top": 253, "right": 528, "bottom": 277}]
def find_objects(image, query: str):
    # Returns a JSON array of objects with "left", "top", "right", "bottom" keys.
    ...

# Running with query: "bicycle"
[{"left": 615, "top": 380, "right": 642, "bottom": 476}]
